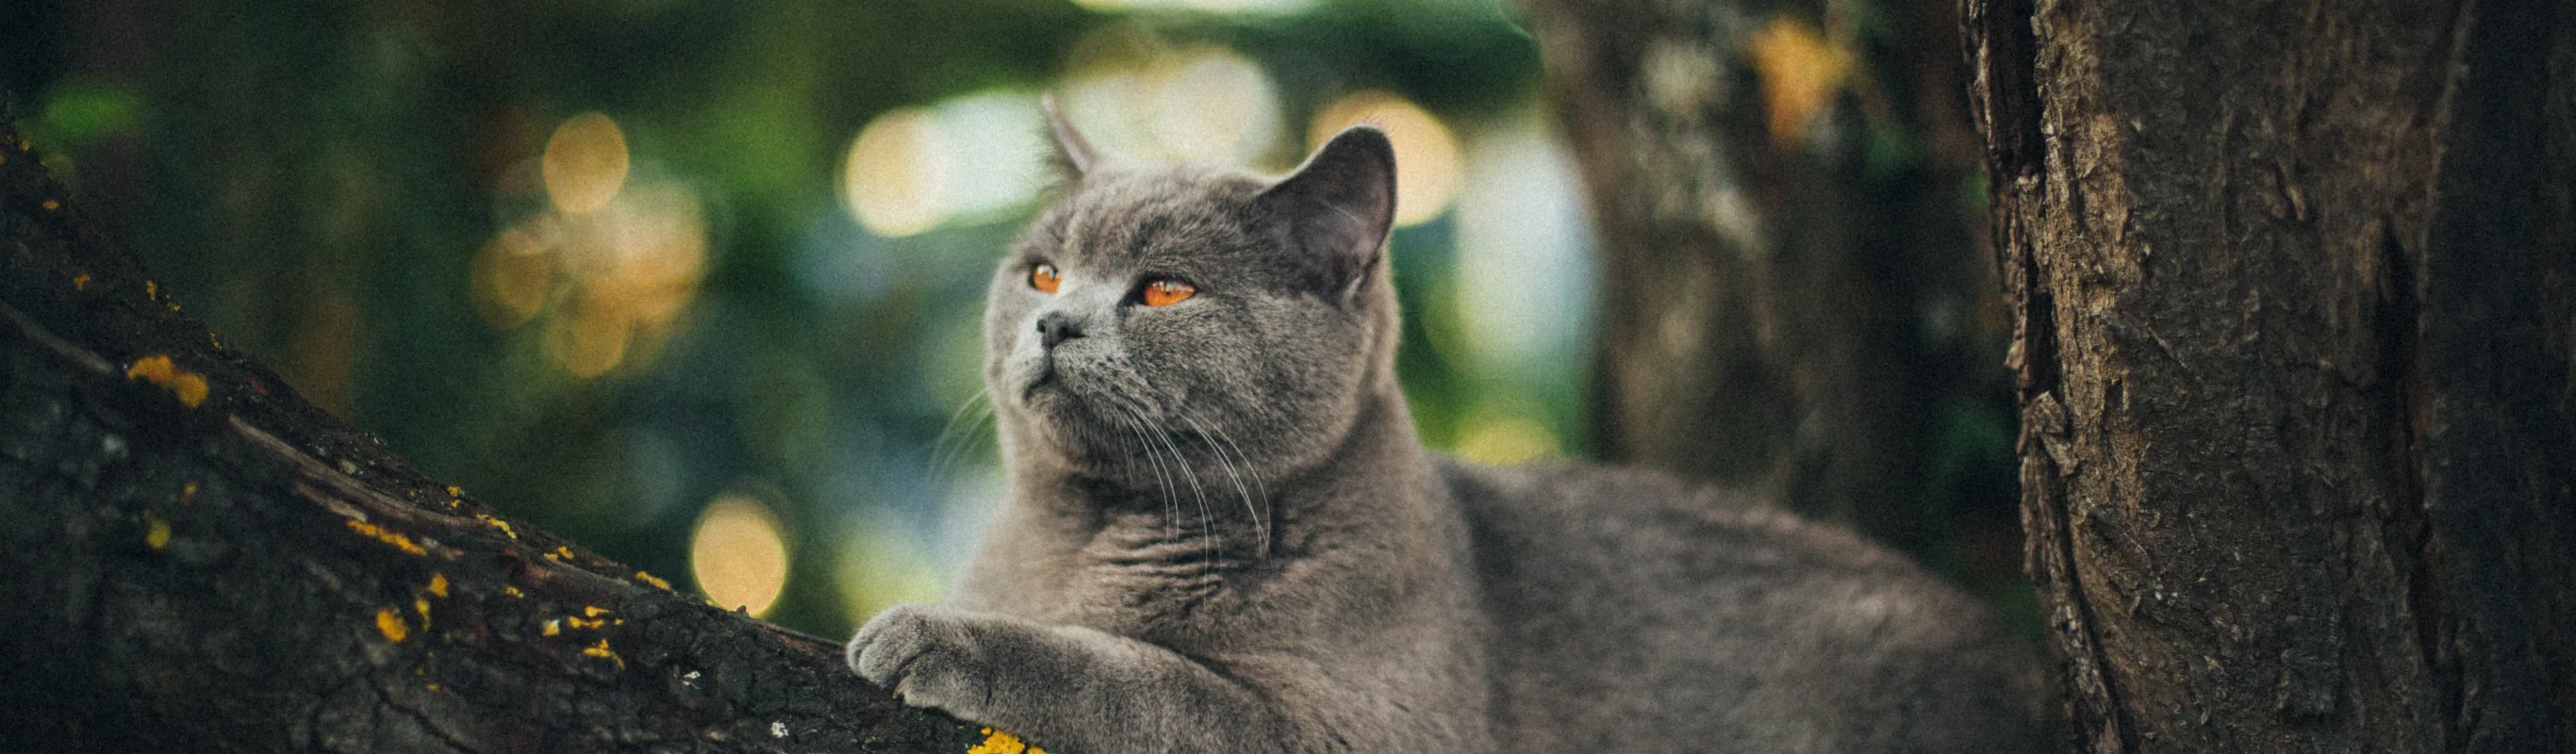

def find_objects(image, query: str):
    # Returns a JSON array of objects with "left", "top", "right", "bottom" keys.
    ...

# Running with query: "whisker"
[
  {"left": 1192, "top": 414, "right": 1269, "bottom": 510},
  {"left": 929, "top": 391, "right": 997, "bottom": 480},
  {"left": 1114, "top": 406, "right": 1181, "bottom": 544},
  {"left": 1135, "top": 407, "right": 1216, "bottom": 565},
  {"left": 1192, "top": 412, "right": 1274, "bottom": 549},
  {"left": 1182, "top": 413, "right": 1267, "bottom": 556},
  {"left": 1209, "top": 422, "right": 1268, "bottom": 505}
]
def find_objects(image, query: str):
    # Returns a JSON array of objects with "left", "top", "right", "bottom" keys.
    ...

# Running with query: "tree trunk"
[
  {"left": 1967, "top": 0, "right": 2576, "bottom": 749},
  {"left": 1528, "top": 0, "right": 2009, "bottom": 559},
  {"left": 0, "top": 117, "right": 1000, "bottom": 752}
]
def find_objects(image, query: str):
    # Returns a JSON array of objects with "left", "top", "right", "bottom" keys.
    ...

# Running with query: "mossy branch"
[{"left": 0, "top": 112, "right": 1012, "bottom": 753}]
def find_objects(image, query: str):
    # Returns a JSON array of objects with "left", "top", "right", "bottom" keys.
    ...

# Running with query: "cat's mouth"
[
  {"left": 1017, "top": 361, "right": 1093, "bottom": 419},
  {"left": 1021, "top": 358, "right": 1067, "bottom": 402}
]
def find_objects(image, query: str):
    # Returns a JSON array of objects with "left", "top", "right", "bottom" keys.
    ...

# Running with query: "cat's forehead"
[{"left": 1044, "top": 165, "right": 1270, "bottom": 268}]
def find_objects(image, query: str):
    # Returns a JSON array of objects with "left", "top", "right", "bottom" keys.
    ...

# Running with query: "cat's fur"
[{"left": 846, "top": 103, "right": 2045, "bottom": 753}]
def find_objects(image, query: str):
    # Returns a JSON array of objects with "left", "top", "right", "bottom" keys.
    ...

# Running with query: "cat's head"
[{"left": 983, "top": 98, "right": 1401, "bottom": 487}]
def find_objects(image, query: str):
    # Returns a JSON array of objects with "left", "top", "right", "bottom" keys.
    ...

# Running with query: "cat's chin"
[
  {"left": 1012, "top": 381, "right": 1120, "bottom": 451},
  {"left": 1015, "top": 371, "right": 1078, "bottom": 413}
]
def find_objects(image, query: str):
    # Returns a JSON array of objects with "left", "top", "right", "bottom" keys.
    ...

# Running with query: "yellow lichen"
[
  {"left": 181, "top": 482, "right": 198, "bottom": 504},
  {"left": 583, "top": 639, "right": 625, "bottom": 669},
  {"left": 208, "top": 332, "right": 223, "bottom": 350},
  {"left": 473, "top": 514, "right": 517, "bottom": 539},
  {"left": 144, "top": 515, "right": 172, "bottom": 550},
  {"left": 41, "top": 199, "right": 59, "bottom": 211},
  {"left": 568, "top": 616, "right": 605, "bottom": 631},
  {"left": 145, "top": 280, "right": 157, "bottom": 298},
  {"left": 556, "top": 546, "right": 577, "bottom": 561},
  {"left": 415, "top": 598, "right": 433, "bottom": 621},
  {"left": 124, "top": 354, "right": 209, "bottom": 409},
  {"left": 635, "top": 571, "right": 671, "bottom": 590},
  {"left": 72, "top": 272, "right": 89, "bottom": 290},
  {"left": 542, "top": 618, "right": 563, "bottom": 636},
  {"left": 376, "top": 607, "right": 410, "bottom": 642},
  {"left": 583, "top": 605, "right": 609, "bottom": 617},
  {"left": 504, "top": 584, "right": 526, "bottom": 598},
  {"left": 428, "top": 572, "right": 450, "bottom": 598},
  {"left": 967, "top": 729, "right": 1043, "bottom": 754},
  {"left": 345, "top": 519, "right": 429, "bottom": 556}
]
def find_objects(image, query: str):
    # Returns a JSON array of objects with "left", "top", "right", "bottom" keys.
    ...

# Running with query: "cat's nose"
[{"left": 1037, "top": 311, "right": 1086, "bottom": 349}]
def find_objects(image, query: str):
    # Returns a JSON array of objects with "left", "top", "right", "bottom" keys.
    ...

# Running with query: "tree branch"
[{"left": 0, "top": 111, "right": 1004, "bottom": 752}]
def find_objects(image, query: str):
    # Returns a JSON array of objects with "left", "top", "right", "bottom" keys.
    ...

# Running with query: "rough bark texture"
[
  {"left": 1968, "top": 0, "right": 2576, "bottom": 750},
  {"left": 1527, "top": 0, "right": 2003, "bottom": 554},
  {"left": 0, "top": 117, "right": 999, "bottom": 752}
]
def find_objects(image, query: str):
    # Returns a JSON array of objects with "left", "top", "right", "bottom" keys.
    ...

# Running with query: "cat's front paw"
[{"left": 847, "top": 603, "right": 989, "bottom": 717}]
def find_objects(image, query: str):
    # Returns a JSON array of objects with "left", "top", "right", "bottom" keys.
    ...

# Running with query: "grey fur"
[{"left": 847, "top": 115, "right": 2046, "bottom": 753}]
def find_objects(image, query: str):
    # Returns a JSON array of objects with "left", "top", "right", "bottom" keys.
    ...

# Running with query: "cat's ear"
[
  {"left": 1041, "top": 93, "right": 1100, "bottom": 179},
  {"left": 1259, "top": 125, "right": 1396, "bottom": 294}
]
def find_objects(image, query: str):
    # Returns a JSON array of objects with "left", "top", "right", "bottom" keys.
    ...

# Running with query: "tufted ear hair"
[
  {"left": 1040, "top": 93, "right": 1100, "bottom": 180},
  {"left": 1258, "top": 125, "right": 1396, "bottom": 295}
]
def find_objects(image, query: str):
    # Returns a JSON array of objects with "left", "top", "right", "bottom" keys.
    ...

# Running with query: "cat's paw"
[{"left": 847, "top": 603, "right": 988, "bottom": 716}]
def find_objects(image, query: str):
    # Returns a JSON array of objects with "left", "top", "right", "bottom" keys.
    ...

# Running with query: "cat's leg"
[{"left": 849, "top": 603, "right": 1295, "bottom": 754}]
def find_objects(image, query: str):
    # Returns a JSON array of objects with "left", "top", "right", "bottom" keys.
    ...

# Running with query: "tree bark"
[
  {"left": 1528, "top": 0, "right": 2007, "bottom": 557},
  {"left": 1967, "top": 0, "right": 2576, "bottom": 750},
  {"left": 0, "top": 117, "right": 1000, "bottom": 752}
]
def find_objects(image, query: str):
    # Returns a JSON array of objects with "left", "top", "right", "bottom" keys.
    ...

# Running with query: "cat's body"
[
  {"left": 1453, "top": 458, "right": 2041, "bottom": 752},
  {"left": 848, "top": 104, "right": 2043, "bottom": 753}
]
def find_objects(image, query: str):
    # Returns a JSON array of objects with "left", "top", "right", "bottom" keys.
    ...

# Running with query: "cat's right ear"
[{"left": 1041, "top": 94, "right": 1099, "bottom": 179}]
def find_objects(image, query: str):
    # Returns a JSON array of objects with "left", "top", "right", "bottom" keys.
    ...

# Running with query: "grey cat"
[{"left": 846, "top": 101, "right": 2047, "bottom": 753}]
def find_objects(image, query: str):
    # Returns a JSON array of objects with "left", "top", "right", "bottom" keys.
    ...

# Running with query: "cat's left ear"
[{"left": 1259, "top": 125, "right": 1396, "bottom": 297}]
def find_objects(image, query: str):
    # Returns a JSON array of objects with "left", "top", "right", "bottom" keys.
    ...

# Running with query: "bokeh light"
[
  {"left": 542, "top": 112, "right": 631, "bottom": 214},
  {"left": 1746, "top": 17, "right": 1851, "bottom": 144},
  {"left": 1453, "top": 396, "right": 1562, "bottom": 466},
  {"left": 844, "top": 107, "right": 949, "bottom": 238},
  {"left": 583, "top": 179, "right": 709, "bottom": 333},
  {"left": 537, "top": 177, "right": 709, "bottom": 378},
  {"left": 690, "top": 494, "right": 791, "bottom": 616},
  {"left": 1452, "top": 115, "right": 1596, "bottom": 373},
  {"left": 1309, "top": 90, "right": 1461, "bottom": 226},
  {"left": 545, "top": 294, "right": 631, "bottom": 379},
  {"left": 929, "top": 91, "right": 1051, "bottom": 223},
  {"left": 834, "top": 516, "right": 949, "bottom": 627},
  {"left": 480, "top": 163, "right": 709, "bottom": 379},
  {"left": 1150, "top": 49, "right": 1280, "bottom": 164},
  {"left": 1059, "top": 39, "right": 1281, "bottom": 168},
  {"left": 470, "top": 226, "right": 552, "bottom": 329},
  {"left": 842, "top": 91, "right": 1053, "bottom": 238}
]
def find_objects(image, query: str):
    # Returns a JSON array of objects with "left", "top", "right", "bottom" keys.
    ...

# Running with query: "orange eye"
[
  {"left": 1031, "top": 263, "right": 1062, "bottom": 293},
  {"left": 1142, "top": 279, "right": 1196, "bottom": 307}
]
